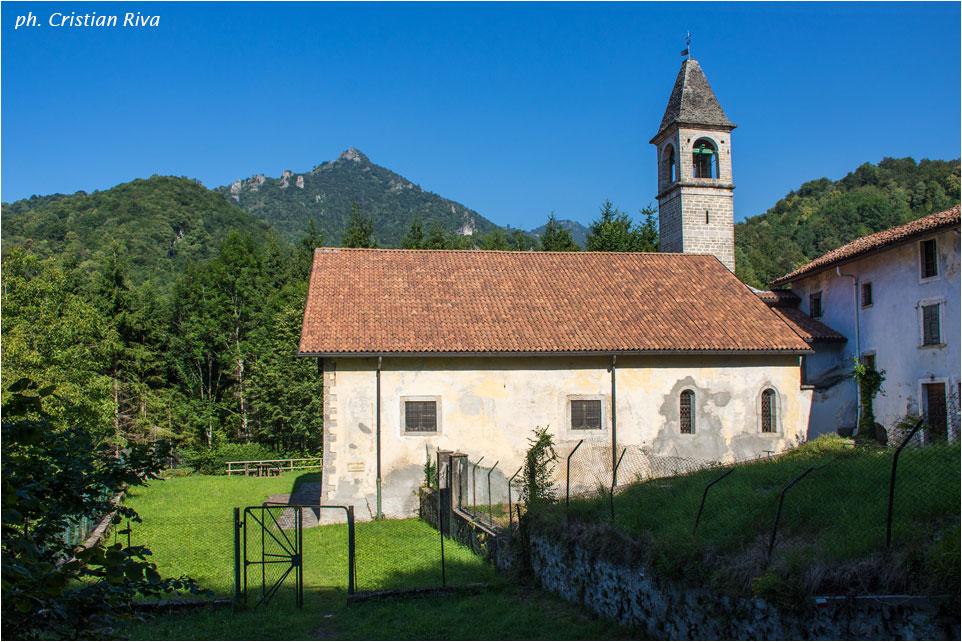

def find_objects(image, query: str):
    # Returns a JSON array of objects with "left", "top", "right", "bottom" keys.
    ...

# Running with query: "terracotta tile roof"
[
  {"left": 299, "top": 249, "right": 811, "bottom": 355},
  {"left": 771, "top": 205, "right": 961, "bottom": 286},
  {"left": 752, "top": 288, "right": 801, "bottom": 307},
  {"left": 770, "top": 307, "right": 847, "bottom": 344}
]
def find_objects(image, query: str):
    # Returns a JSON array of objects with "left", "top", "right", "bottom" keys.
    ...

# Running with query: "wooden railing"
[{"left": 226, "top": 458, "right": 322, "bottom": 477}]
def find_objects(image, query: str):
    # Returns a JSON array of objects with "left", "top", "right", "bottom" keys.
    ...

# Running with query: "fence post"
[
  {"left": 610, "top": 448, "right": 626, "bottom": 520},
  {"left": 471, "top": 457, "right": 484, "bottom": 511},
  {"left": 508, "top": 466, "right": 523, "bottom": 531},
  {"left": 233, "top": 507, "right": 242, "bottom": 606},
  {"left": 887, "top": 418, "right": 925, "bottom": 548},
  {"left": 767, "top": 467, "right": 814, "bottom": 564},
  {"left": 693, "top": 468, "right": 734, "bottom": 535},
  {"left": 437, "top": 449, "right": 451, "bottom": 587},
  {"left": 487, "top": 460, "right": 500, "bottom": 524},
  {"left": 566, "top": 440, "right": 584, "bottom": 512},
  {"left": 347, "top": 506, "right": 356, "bottom": 595}
]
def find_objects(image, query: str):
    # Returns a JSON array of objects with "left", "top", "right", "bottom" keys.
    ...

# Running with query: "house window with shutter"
[
  {"left": 569, "top": 399, "right": 603, "bottom": 431},
  {"left": 861, "top": 282, "right": 872, "bottom": 308},
  {"left": 920, "top": 239, "right": 938, "bottom": 279},
  {"left": 922, "top": 382, "right": 947, "bottom": 440},
  {"left": 680, "top": 390, "right": 695, "bottom": 434},
  {"left": 401, "top": 397, "right": 440, "bottom": 434},
  {"left": 921, "top": 303, "right": 941, "bottom": 346},
  {"left": 809, "top": 292, "right": 822, "bottom": 318},
  {"left": 761, "top": 389, "right": 777, "bottom": 433}
]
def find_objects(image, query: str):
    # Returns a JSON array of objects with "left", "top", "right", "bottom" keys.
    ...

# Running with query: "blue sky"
[{"left": 2, "top": 2, "right": 959, "bottom": 230}]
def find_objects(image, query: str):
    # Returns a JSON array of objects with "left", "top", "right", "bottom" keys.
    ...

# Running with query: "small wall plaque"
[{"left": 346, "top": 462, "right": 365, "bottom": 472}]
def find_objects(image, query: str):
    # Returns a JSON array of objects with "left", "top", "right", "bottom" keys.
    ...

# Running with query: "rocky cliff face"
[{"left": 216, "top": 148, "right": 499, "bottom": 246}]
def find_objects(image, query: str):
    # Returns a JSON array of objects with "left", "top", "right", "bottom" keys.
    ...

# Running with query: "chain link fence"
[{"left": 454, "top": 421, "right": 959, "bottom": 596}]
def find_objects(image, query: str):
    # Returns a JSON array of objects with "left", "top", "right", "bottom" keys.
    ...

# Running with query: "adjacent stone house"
[
  {"left": 299, "top": 248, "right": 814, "bottom": 520},
  {"left": 770, "top": 205, "right": 961, "bottom": 440}
]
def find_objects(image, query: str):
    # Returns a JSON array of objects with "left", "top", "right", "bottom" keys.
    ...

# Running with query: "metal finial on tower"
[{"left": 680, "top": 31, "right": 691, "bottom": 59}]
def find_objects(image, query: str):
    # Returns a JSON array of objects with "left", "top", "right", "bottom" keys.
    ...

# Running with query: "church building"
[{"left": 299, "top": 58, "right": 824, "bottom": 520}]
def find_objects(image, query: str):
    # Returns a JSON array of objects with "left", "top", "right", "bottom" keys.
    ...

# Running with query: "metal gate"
[{"left": 233, "top": 504, "right": 355, "bottom": 609}]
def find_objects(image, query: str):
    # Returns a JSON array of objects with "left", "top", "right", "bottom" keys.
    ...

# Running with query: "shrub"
[
  {"left": 521, "top": 426, "right": 557, "bottom": 507},
  {"left": 183, "top": 442, "right": 284, "bottom": 475}
]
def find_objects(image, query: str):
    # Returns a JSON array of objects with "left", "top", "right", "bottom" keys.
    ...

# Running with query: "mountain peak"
[{"left": 338, "top": 148, "right": 369, "bottom": 164}]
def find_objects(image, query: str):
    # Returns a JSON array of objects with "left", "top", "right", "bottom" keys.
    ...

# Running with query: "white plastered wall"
[{"left": 319, "top": 354, "right": 810, "bottom": 521}]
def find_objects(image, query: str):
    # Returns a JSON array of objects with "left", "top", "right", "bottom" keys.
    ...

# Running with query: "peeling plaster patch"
[
  {"left": 711, "top": 391, "right": 731, "bottom": 406},
  {"left": 653, "top": 376, "right": 726, "bottom": 460},
  {"left": 459, "top": 391, "right": 483, "bottom": 416},
  {"left": 358, "top": 423, "right": 372, "bottom": 435}
]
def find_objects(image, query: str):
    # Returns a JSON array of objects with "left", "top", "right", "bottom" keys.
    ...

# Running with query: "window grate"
[
  {"left": 571, "top": 400, "right": 602, "bottom": 430},
  {"left": 405, "top": 401, "right": 437, "bottom": 433},
  {"left": 680, "top": 390, "right": 694, "bottom": 434},
  {"left": 861, "top": 282, "right": 872, "bottom": 307},
  {"left": 761, "top": 389, "right": 776, "bottom": 433}
]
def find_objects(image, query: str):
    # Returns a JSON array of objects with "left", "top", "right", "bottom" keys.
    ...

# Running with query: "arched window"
[
  {"left": 761, "top": 389, "right": 777, "bottom": 433},
  {"left": 663, "top": 144, "right": 676, "bottom": 185},
  {"left": 692, "top": 138, "right": 718, "bottom": 179},
  {"left": 680, "top": 389, "right": 694, "bottom": 434}
]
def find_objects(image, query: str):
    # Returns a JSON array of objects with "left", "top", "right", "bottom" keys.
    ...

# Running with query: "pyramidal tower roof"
[{"left": 652, "top": 58, "right": 735, "bottom": 142}]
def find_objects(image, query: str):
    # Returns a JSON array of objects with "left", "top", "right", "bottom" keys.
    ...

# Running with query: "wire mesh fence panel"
[{"left": 126, "top": 513, "right": 236, "bottom": 598}]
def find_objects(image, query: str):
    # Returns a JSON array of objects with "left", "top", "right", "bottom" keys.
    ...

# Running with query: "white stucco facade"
[
  {"left": 787, "top": 226, "right": 961, "bottom": 438},
  {"left": 318, "top": 354, "right": 811, "bottom": 520}
]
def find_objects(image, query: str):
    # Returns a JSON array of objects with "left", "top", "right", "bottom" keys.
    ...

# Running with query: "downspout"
[
  {"left": 611, "top": 355, "right": 617, "bottom": 488},
  {"left": 836, "top": 266, "right": 862, "bottom": 432},
  {"left": 376, "top": 356, "right": 383, "bottom": 520}
]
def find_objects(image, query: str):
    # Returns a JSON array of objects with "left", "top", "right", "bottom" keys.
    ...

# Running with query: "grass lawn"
[
  {"left": 542, "top": 436, "right": 960, "bottom": 599},
  {"left": 122, "top": 471, "right": 637, "bottom": 640}
]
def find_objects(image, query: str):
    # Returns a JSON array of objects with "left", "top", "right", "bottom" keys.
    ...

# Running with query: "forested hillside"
[
  {"left": 735, "top": 157, "right": 960, "bottom": 287},
  {"left": 217, "top": 148, "right": 501, "bottom": 246},
  {"left": 1, "top": 176, "right": 275, "bottom": 290},
  {"left": 1, "top": 228, "right": 323, "bottom": 463}
]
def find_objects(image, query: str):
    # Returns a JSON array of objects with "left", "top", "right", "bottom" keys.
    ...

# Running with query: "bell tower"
[{"left": 650, "top": 58, "right": 736, "bottom": 271}]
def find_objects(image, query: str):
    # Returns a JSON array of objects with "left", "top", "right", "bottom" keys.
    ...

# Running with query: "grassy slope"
[
  {"left": 543, "top": 436, "right": 960, "bottom": 600},
  {"left": 122, "top": 472, "right": 635, "bottom": 640}
]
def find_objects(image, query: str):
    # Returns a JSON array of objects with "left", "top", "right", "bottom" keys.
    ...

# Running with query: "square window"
[
  {"left": 921, "top": 239, "right": 938, "bottom": 279},
  {"left": 402, "top": 399, "right": 439, "bottom": 434},
  {"left": 860, "top": 353, "right": 876, "bottom": 371},
  {"left": 809, "top": 292, "right": 822, "bottom": 318},
  {"left": 922, "top": 304, "right": 941, "bottom": 345},
  {"left": 861, "top": 282, "right": 872, "bottom": 308},
  {"left": 570, "top": 399, "right": 602, "bottom": 430}
]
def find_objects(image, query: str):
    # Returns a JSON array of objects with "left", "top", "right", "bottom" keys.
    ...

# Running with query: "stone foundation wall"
[{"left": 528, "top": 527, "right": 954, "bottom": 640}]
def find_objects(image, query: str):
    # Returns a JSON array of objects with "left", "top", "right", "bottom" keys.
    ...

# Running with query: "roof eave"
[
  {"left": 770, "top": 220, "right": 961, "bottom": 287},
  {"left": 298, "top": 348, "right": 813, "bottom": 358}
]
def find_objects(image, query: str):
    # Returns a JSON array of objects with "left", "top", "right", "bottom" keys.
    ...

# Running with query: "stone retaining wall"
[{"left": 528, "top": 526, "right": 955, "bottom": 640}]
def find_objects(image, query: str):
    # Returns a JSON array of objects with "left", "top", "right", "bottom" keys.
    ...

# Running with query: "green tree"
[
  {"left": 539, "top": 213, "right": 580, "bottom": 251},
  {"left": 401, "top": 214, "right": 427, "bottom": 249},
  {"left": 585, "top": 200, "right": 652, "bottom": 252},
  {"left": 1, "top": 380, "right": 200, "bottom": 639},
  {"left": 341, "top": 201, "right": 377, "bottom": 248},
  {"left": 247, "top": 284, "right": 324, "bottom": 453},
  {"left": 479, "top": 229, "right": 511, "bottom": 251},
  {"left": 635, "top": 205, "right": 660, "bottom": 252},
  {"left": 296, "top": 218, "right": 324, "bottom": 277},
  {"left": 509, "top": 228, "right": 537, "bottom": 251},
  {"left": 1, "top": 248, "right": 115, "bottom": 436},
  {"left": 425, "top": 221, "right": 450, "bottom": 249}
]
